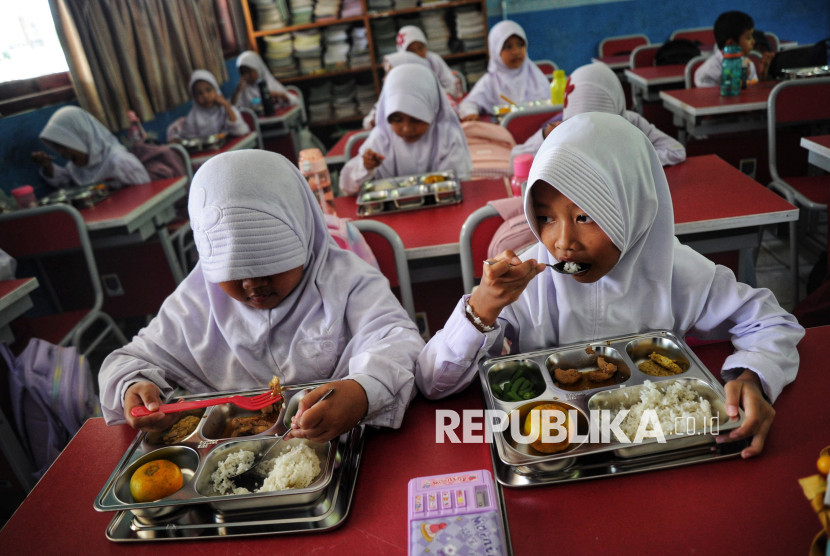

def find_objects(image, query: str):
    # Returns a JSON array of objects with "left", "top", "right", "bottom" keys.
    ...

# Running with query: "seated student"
[
  {"left": 512, "top": 62, "right": 686, "bottom": 167},
  {"left": 98, "top": 150, "right": 424, "bottom": 441},
  {"left": 176, "top": 69, "right": 250, "bottom": 140},
  {"left": 397, "top": 26, "right": 463, "bottom": 99},
  {"left": 232, "top": 50, "right": 297, "bottom": 112},
  {"left": 362, "top": 52, "right": 432, "bottom": 129},
  {"left": 340, "top": 64, "right": 472, "bottom": 195},
  {"left": 31, "top": 106, "right": 150, "bottom": 189},
  {"left": 416, "top": 112, "right": 803, "bottom": 458},
  {"left": 458, "top": 20, "right": 550, "bottom": 122},
  {"left": 694, "top": 10, "right": 774, "bottom": 87}
]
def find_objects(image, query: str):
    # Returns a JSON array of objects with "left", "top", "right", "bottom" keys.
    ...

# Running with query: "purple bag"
[{"left": 1, "top": 339, "right": 100, "bottom": 479}]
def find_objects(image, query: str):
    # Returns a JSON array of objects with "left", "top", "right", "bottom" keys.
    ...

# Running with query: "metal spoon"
[
  {"left": 229, "top": 388, "right": 334, "bottom": 492},
  {"left": 483, "top": 259, "right": 591, "bottom": 275}
]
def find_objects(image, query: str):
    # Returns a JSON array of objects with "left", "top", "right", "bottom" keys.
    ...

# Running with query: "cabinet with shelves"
[{"left": 240, "top": 0, "right": 488, "bottom": 127}]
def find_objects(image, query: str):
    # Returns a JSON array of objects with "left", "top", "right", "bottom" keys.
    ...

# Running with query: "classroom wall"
[
  {"left": 0, "top": 59, "right": 241, "bottom": 199},
  {"left": 488, "top": 0, "right": 829, "bottom": 73}
]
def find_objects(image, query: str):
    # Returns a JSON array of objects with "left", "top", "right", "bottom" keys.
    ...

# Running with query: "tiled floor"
[{"left": 754, "top": 225, "right": 826, "bottom": 313}]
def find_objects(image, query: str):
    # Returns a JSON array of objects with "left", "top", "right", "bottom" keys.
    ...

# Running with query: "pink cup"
[{"left": 12, "top": 185, "right": 37, "bottom": 209}]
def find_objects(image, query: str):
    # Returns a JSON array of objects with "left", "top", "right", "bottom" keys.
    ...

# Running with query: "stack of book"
[
  {"left": 294, "top": 30, "right": 323, "bottom": 75},
  {"left": 251, "top": 0, "right": 288, "bottom": 30},
  {"left": 263, "top": 33, "right": 297, "bottom": 78},
  {"left": 323, "top": 24, "right": 351, "bottom": 71},
  {"left": 289, "top": 0, "right": 314, "bottom": 24},
  {"left": 455, "top": 6, "right": 486, "bottom": 52},
  {"left": 350, "top": 26, "right": 371, "bottom": 68},
  {"left": 422, "top": 9, "right": 451, "bottom": 56}
]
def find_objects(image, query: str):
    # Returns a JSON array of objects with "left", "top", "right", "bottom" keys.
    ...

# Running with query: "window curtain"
[{"left": 48, "top": 0, "right": 230, "bottom": 131}]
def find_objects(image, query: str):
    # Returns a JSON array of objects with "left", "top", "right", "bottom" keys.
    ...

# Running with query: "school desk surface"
[{"left": 801, "top": 134, "right": 830, "bottom": 173}]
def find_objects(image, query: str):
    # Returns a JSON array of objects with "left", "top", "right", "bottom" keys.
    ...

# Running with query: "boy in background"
[{"left": 694, "top": 10, "right": 775, "bottom": 87}]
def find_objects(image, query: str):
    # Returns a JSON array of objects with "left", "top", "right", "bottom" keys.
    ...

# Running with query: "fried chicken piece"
[
  {"left": 586, "top": 357, "right": 618, "bottom": 382},
  {"left": 648, "top": 352, "right": 684, "bottom": 374},
  {"left": 162, "top": 415, "right": 200, "bottom": 444},
  {"left": 554, "top": 367, "right": 581, "bottom": 385}
]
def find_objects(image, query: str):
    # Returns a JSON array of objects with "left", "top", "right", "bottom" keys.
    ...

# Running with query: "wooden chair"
[
  {"left": 599, "top": 34, "right": 649, "bottom": 57},
  {"left": 629, "top": 43, "right": 663, "bottom": 68},
  {"left": 500, "top": 104, "right": 562, "bottom": 144},
  {"left": 766, "top": 76, "right": 830, "bottom": 302},
  {"left": 670, "top": 26, "right": 715, "bottom": 49},
  {"left": 239, "top": 107, "right": 264, "bottom": 150},
  {"left": 0, "top": 204, "right": 128, "bottom": 358},
  {"left": 534, "top": 59, "right": 558, "bottom": 80},
  {"left": 459, "top": 205, "right": 505, "bottom": 294},
  {"left": 684, "top": 54, "right": 710, "bottom": 88},
  {"left": 350, "top": 220, "right": 416, "bottom": 322}
]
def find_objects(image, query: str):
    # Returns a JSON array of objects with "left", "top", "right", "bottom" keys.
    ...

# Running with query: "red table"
[
  {"left": 505, "top": 325, "right": 830, "bottom": 556},
  {"left": 325, "top": 128, "right": 367, "bottom": 167},
  {"left": 591, "top": 54, "right": 630, "bottom": 70},
  {"left": 79, "top": 176, "right": 188, "bottom": 283},
  {"left": 188, "top": 132, "right": 259, "bottom": 168},
  {"left": 0, "top": 382, "right": 492, "bottom": 553},
  {"left": 0, "top": 278, "right": 39, "bottom": 344},
  {"left": 625, "top": 63, "right": 686, "bottom": 112},
  {"left": 660, "top": 81, "right": 777, "bottom": 142},
  {"left": 334, "top": 178, "right": 512, "bottom": 261},
  {"left": 801, "top": 134, "right": 830, "bottom": 173}
]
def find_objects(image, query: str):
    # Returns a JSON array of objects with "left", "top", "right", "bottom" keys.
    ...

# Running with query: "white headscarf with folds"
[
  {"left": 39, "top": 106, "right": 138, "bottom": 186},
  {"left": 486, "top": 20, "right": 550, "bottom": 106},
  {"left": 513, "top": 112, "right": 716, "bottom": 345},
  {"left": 235, "top": 50, "right": 295, "bottom": 109},
  {"left": 358, "top": 64, "right": 472, "bottom": 180},
  {"left": 383, "top": 51, "right": 430, "bottom": 72},
  {"left": 562, "top": 62, "right": 625, "bottom": 120}
]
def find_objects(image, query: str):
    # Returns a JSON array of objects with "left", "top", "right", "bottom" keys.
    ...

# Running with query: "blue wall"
[
  {"left": 488, "top": 0, "right": 829, "bottom": 73},
  {"left": 0, "top": 60, "right": 241, "bottom": 199}
]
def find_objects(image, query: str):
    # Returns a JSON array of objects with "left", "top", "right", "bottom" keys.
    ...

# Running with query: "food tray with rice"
[
  {"left": 478, "top": 330, "right": 748, "bottom": 487},
  {"left": 39, "top": 183, "right": 111, "bottom": 209},
  {"left": 355, "top": 170, "right": 462, "bottom": 216},
  {"left": 94, "top": 380, "right": 364, "bottom": 541},
  {"left": 178, "top": 132, "right": 228, "bottom": 152}
]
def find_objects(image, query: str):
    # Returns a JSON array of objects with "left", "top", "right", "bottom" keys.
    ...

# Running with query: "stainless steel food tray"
[
  {"left": 95, "top": 381, "right": 365, "bottom": 541},
  {"left": 356, "top": 171, "right": 462, "bottom": 216},
  {"left": 40, "top": 184, "right": 110, "bottom": 209},
  {"left": 178, "top": 132, "right": 227, "bottom": 152},
  {"left": 478, "top": 330, "right": 747, "bottom": 487}
]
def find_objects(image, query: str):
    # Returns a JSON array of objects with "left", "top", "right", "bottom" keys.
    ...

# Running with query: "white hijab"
[
  {"left": 359, "top": 64, "right": 472, "bottom": 180},
  {"left": 39, "top": 106, "right": 137, "bottom": 186},
  {"left": 383, "top": 51, "right": 430, "bottom": 72},
  {"left": 180, "top": 70, "right": 235, "bottom": 138},
  {"left": 235, "top": 50, "right": 294, "bottom": 109},
  {"left": 562, "top": 62, "right": 625, "bottom": 120},
  {"left": 486, "top": 20, "right": 550, "bottom": 105},
  {"left": 513, "top": 112, "right": 716, "bottom": 345},
  {"left": 396, "top": 25, "right": 427, "bottom": 53}
]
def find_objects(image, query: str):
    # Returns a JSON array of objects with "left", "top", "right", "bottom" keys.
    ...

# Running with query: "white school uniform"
[
  {"left": 457, "top": 20, "right": 550, "bottom": 119},
  {"left": 234, "top": 50, "right": 297, "bottom": 110},
  {"left": 362, "top": 52, "right": 432, "bottom": 129},
  {"left": 694, "top": 47, "right": 758, "bottom": 87},
  {"left": 396, "top": 26, "right": 463, "bottom": 98},
  {"left": 511, "top": 62, "right": 686, "bottom": 166},
  {"left": 38, "top": 106, "right": 150, "bottom": 188},
  {"left": 416, "top": 112, "right": 803, "bottom": 402},
  {"left": 99, "top": 150, "right": 423, "bottom": 427},
  {"left": 340, "top": 64, "right": 472, "bottom": 195},
  {"left": 179, "top": 70, "right": 250, "bottom": 139}
]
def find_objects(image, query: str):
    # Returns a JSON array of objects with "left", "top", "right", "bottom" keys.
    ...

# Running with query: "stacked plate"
[
  {"left": 263, "top": 34, "right": 298, "bottom": 79},
  {"left": 422, "top": 9, "right": 451, "bottom": 56}
]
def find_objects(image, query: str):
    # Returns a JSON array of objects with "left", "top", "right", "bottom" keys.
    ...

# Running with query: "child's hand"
[
  {"left": 462, "top": 114, "right": 480, "bottom": 122},
  {"left": 272, "top": 92, "right": 291, "bottom": 105},
  {"left": 716, "top": 369, "right": 775, "bottom": 458},
  {"left": 758, "top": 51, "right": 775, "bottom": 80},
  {"left": 124, "top": 381, "right": 178, "bottom": 432},
  {"left": 290, "top": 380, "right": 368, "bottom": 443},
  {"left": 469, "top": 250, "right": 547, "bottom": 326},
  {"left": 362, "top": 148, "right": 385, "bottom": 170},
  {"left": 31, "top": 151, "right": 53, "bottom": 169}
]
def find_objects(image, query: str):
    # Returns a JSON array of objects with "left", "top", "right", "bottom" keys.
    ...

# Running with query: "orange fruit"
[
  {"left": 523, "top": 403, "right": 571, "bottom": 454},
  {"left": 817, "top": 454, "right": 830, "bottom": 476},
  {"left": 129, "top": 459, "right": 183, "bottom": 502}
]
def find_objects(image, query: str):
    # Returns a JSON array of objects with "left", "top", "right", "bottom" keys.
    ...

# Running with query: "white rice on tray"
[
  {"left": 616, "top": 380, "right": 713, "bottom": 439},
  {"left": 211, "top": 442, "right": 321, "bottom": 495}
]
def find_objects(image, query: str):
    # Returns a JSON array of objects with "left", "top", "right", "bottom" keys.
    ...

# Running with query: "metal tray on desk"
[
  {"left": 478, "top": 330, "right": 747, "bottom": 487},
  {"left": 356, "top": 171, "right": 462, "bottom": 216}
]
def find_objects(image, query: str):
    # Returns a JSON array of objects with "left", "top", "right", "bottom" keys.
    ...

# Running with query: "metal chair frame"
[
  {"left": 459, "top": 204, "right": 503, "bottom": 294},
  {"left": 599, "top": 34, "right": 649, "bottom": 57}
]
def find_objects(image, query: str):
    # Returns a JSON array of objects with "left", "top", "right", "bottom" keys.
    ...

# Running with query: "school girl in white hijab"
[
  {"left": 416, "top": 113, "right": 802, "bottom": 456},
  {"left": 340, "top": 64, "right": 472, "bottom": 195},
  {"left": 179, "top": 69, "right": 250, "bottom": 139},
  {"left": 99, "top": 150, "right": 423, "bottom": 440},
  {"left": 511, "top": 62, "right": 686, "bottom": 166},
  {"left": 362, "top": 52, "right": 432, "bottom": 129},
  {"left": 457, "top": 20, "right": 550, "bottom": 120},
  {"left": 232, "top": 50, "right": 297, "bottom": 111},
  {"left": 396, "top": 25, "right": 463, "bottom": 98},
  {"left": 33, "top": 106, "right": 150, "bottom": 188}
]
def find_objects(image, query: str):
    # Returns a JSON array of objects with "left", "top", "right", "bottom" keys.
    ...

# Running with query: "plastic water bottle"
[
  {"left": 298, "top": 148, "right": 336, "bottom": 215},
  {"left": 510, "top": 154, "right": 534, "bottom": 197},
  {"left": 550, "top": 70, "right": 567, "bottom": 105},
  {"left": 257, "top": 79, "right": 275, "bottom": 116},
  {"left": 721, "top": 45, "right": 742, "bottom": 96}
]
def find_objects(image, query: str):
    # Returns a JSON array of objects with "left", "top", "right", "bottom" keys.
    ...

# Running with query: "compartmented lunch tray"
[
  {"left": 355, "top": 171, "right": 462, "bottom": 216},
  {"left": 95, "top": 382, "right": 364, "bottom": 541},
  {"left": 478, "top": 330, "right": 747, "bottom": 487}
]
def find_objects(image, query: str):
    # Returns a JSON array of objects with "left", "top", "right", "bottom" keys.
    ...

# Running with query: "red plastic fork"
[{"left": 130, "top": 390, "right": 282, "bottom": 418}]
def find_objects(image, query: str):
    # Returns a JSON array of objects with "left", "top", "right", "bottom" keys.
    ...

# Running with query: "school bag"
[
  {"left": 129, "top": 141, "right": 187, "bottom": 181},
  {"left": 0, "top": 338, "right": 100, "bottom": 480},
  {"left": 768, "top": 39, "right": 830, "bottom": 79},
  {"left": 486, "top": 197, "right": 536, "bottom": 259},
  {"left": 325, "top": 213, "right": 380, "bottom": 270},
  {"left": 655, "top": 39, "right": 702, "bottom": 66},
  {"left": 461, "top": 121, "right": 516, "bottom": 178}
]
